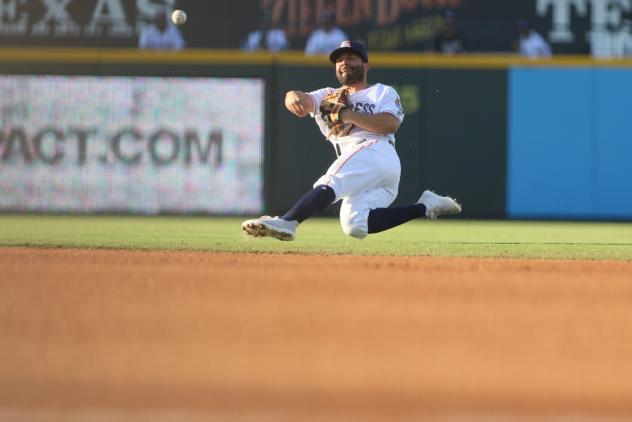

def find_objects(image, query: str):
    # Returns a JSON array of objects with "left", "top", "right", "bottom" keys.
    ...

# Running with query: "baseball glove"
[{"left": 320, "top": 88, "right": 353, "bottom": 137}]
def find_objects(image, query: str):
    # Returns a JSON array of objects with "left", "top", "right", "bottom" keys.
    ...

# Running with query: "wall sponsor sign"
[
  {"left": 1, "top": 0, "right": 631, "bottom": 55},
  {"left": 537, "top": 0, "right": 632, "bottom": 57},
  {"left": 0, "top": 0, "right": 171, "bottom": 41},
  {"left": 255, "top": 0, "right": 632, "bottom": 55},
  {"left": 0, "top": 75, "right": 264, "bottom": 214},
  {"left": 0, "top": 0, "right": 256, "bottom": 48}
]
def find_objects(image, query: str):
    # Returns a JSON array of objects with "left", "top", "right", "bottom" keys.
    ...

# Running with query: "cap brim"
[{"left": 329, "top": 47, "right": 367, "bottom": 63}]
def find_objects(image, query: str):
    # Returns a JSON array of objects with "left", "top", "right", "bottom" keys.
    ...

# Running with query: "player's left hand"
[{"left": 320, "top": 88, "right": 353, "bottom": 137}]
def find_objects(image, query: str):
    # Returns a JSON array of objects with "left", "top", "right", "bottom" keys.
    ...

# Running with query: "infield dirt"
[{"left": 2, "top": 247, "right": 632, "bottom": 421}]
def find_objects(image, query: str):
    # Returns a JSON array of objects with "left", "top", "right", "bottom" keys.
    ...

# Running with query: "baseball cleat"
[
  {"left": 418, "top": 190, "right": 462, "bottom": 219},
  {"left": 241, "top": 216, "right": 299, "bottom": 241}
]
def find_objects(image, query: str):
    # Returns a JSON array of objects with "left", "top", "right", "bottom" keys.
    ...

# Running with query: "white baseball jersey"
[
  {"left": 138, "top": 24, "right": 185, "bottom": 50},
  {"left": 307, "top": 83, "right": 404, "bottom": 239},
  {"left": 519, "top": 30, "right": 552, "bottom": 58},
  {"left": 308, "top": 83, "right": 404, "bottom": 155}
]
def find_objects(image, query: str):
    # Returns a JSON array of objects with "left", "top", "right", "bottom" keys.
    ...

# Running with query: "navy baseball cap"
[{"left": 329, "top": 40, "right": 368, "bottom": 63}]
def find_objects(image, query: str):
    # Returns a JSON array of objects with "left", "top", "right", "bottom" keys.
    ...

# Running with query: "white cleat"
[
  {"left": 241, "top": 216, "right": 299, "bottom": 241},
  {"left": 418, "top": 190, "right": 462, "bottom": 219}
]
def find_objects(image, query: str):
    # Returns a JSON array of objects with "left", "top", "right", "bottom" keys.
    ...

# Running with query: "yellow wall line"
[{"left": 1, "top": 48, "right": 632, "bottom": 69}]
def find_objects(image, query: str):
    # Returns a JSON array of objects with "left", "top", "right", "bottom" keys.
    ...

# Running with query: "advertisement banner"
[
  {"left": 0, "top": 76, "right": 264, "bottom": 214},
  {"left": 3, "top": 0, "right": 632, "bottom": 55},
  {"left": 0, "top": 0, "right": 256, "bottom": 48}
]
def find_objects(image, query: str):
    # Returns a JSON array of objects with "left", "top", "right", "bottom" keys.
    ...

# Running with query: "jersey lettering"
[
  {"left": 353, "top": 102, "right": 375, "bottom": 114},
  {"left": 309, "top": 83, "right": 402, "bottom": 154}
]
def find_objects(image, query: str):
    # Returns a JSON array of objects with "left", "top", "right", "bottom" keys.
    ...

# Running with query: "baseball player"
[{"left": 242, "top": 40, "right": 461, "bottom": 241}]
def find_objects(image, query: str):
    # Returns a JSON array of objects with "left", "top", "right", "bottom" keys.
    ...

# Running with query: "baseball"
[{"left": 171, "top": 9, "right": 187, "bottom": 25}]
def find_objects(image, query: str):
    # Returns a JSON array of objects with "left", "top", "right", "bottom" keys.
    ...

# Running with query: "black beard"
[{"left": 336, "top": 65, "right": 365, "bottom": 85}]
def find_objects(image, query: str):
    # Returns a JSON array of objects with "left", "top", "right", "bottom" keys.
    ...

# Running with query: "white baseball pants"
[{"left": 313, "top": 139, "right": 401, "bottom": 239}]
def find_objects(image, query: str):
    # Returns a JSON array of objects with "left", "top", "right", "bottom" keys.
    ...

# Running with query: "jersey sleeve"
[
  {"left": 308, "top": 87, "right": 335, "bottom": 117},
  {"left": 377, "top": 85, "right": 405, "bottom": 123}
]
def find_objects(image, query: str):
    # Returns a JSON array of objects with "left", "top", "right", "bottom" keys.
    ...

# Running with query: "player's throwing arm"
[{"left": 285, "top": 91, "right": 313, "bottom": 118}]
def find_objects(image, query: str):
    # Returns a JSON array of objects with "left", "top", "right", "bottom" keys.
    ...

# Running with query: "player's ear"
[{"left": 364, "top": 63, "right": 370, "bottom": 72}]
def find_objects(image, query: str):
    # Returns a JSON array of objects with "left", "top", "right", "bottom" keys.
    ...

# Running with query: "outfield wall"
[
  {"left": 508, "top": 67, "right": 632, "bottom": 220},
  {"left": 0, "top": 49, "right": 630, "bottom": 219}
]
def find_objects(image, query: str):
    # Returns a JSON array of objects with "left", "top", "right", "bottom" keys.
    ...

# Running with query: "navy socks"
[
  {"left": 367, "top": 204, "right": 426, "bottom": 234},
  {"left": 282, "top": 185, "right": 336, "bottom": 223},
  {"left": 281, "top": 185, "right": 426, "bottom": 233}
]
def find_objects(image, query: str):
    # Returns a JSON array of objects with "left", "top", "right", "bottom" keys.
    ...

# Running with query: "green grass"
[{"left": 1, "top": 214, "right": 632, "bottom": 261}]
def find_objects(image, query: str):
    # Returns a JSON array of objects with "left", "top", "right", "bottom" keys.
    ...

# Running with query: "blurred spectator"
[
  {"left": 517, "top": 19, "right": 551, "bottom": 58},
  {"left": 242, "top": 9, "right": 289, "bottom": 52},
  {"left": 433, "top": 10, "right": 466, "bottom": 54},
  {"left": 609, "top": 19, "right": 632, "bottom": 57},
  {"left": 304, "top": 10, "right": 348, "bottom": 55},
  {"left": 139, "top": 10, "right": 185, "bottom": 50}
]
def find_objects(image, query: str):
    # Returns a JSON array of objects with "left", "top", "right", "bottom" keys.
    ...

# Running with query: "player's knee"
[{"left": 340, "top": 216, "right": 368, "bottom": 239}]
